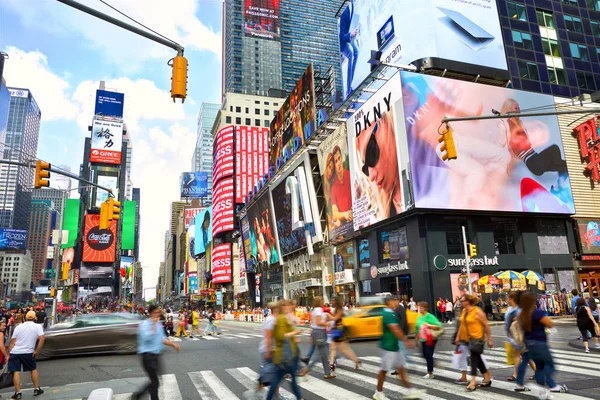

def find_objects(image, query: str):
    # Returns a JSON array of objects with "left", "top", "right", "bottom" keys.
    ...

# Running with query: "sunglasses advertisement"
[{"left": 347, "top": 73, "right": 405, "bottom": 230}]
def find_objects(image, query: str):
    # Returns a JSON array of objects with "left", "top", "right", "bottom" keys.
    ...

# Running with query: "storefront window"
[
  {"left": 359, "top": 239, "right": 370, "bottom": 268},
  {"left": 492, "top": 218, "right": 520, "bottom": 255},
  {"left": 334, "top": 242, "right": 355, "bottom": 272},
  {"left": 445, "top": 218, "right": 468, "bottom": 254},
  {"left": 536, "top": 219, "right": 569, "bottom": 254},
  {"left": 379, "top": 226, "right": 408, "bottom": 262}
]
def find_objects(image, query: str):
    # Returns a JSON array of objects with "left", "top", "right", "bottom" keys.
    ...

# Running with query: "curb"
[{"left": 568, "top": 338, "right": 600, "bottom": 353}]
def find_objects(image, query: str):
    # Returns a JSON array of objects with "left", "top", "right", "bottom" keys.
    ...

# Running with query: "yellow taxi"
[{"left": 343, "top": 297, "right": 418, "bottom": 340}]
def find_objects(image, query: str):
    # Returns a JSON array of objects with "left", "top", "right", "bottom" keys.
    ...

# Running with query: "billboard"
[
  {"left": 400, "top": 71, "right": 575, "bottom": 214},
  {"left": 246, "top": 193, "right": 280, "bottom": 266},
  {"left": 236, "top": 125, "right": 270, "bottom": 203},
  {"left": 213, "top": 177, "right": 234, "bottom": 236},
  {"left": 338, "top": 0, "right": 507, "bottom": 100},
  {"left": 214, "top": 126, "right": 235, "bottom": 184},
  {"left": 244, "top": 0, "right": 280, "bottom": 41},
  {"left": 450, "top": 273, "right": 480, "bottom": 301},
  {"left": 347, "top": 72, "right": 405, "bottom": 230},
  {"left": 317, "top": 124, "right": 355, "bottom": 242},
  {"left": 184, "top": 208, "right": 203, "bottom": 228},
  {"left": 81, "top": 265, "right": 114, "bottom": 280},
  {"left": 181, "top": 172, "right": 208, "bottom": 198},
  {"left": 212, "top": 243, "right": 232, "bottom": 284},
  {"left": 82, "top": 214, "right": 117, "bottom": 263},
  {"left": 94, "top": 89, "right": 124, "bottom": 118},
  {"left": 95, "top": 175, "right": 119, "bottom": 207},
  {"left": 195, "top": 207, "right": 212, "bottom": 255},
  {"left": 90, "top": 118, "right": 123, "bottom": 165},
  {"left": 0, "top": 229, "right": 27, "bottom": 250},
  {"left": 270, "top": 64, "right": 316, "bottom": 168},
  {"left": 238, "top": 237, "right": 249, "bottom": 292},
  {"left": 577, "top": 219, "right": 600, "bottom": 255},
  {"left": 120, "top": 256, "right": 134, "bottom": 282},
  {"left": 240, "top": 215, "right": 254, "bottom": 272}
]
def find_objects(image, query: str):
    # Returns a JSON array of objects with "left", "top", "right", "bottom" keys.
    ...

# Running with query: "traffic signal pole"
[
  {"left": 442, "top": 107, "right": 600, "bottom": 124},
  {"left": 461, "top": 225, "right": 472, "bottom": 295}
]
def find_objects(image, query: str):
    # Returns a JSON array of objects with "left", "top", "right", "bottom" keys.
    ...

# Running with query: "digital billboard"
[
  {"left": 246, "top": 193, "right": 280, "bottom": 266},
  {"left": 120, "top": 256, "right": 134, "bottom": 282},
  {"left": 317, "top": 124, "right": 356, "bottom": 243},
  {"left": 213, "top": 177, "right": 234, "bottom": 236},
  {"left": 240, "top": 215, "right": 255, "bottom": 272},
  {"left": 181, "top": 172, "right": 208, "bottom": 198},
  {"left": 338, "top": 0, "right": 507, "bottom": 100},
  {"left": 82, "top": 214, "right": 117, "bottom": 263},
  {"left": 244, "top": 0, "right": 280, "bottom": 41},
  {"left": 270, "top": 64, "right": 316, "bottom": 168},
  {"left": 194, "top": 207, "right": 212, "bottom": 255},
  {"left": 184, "top": 208, "right": 203, "bottom": 228},
  {"left": 95, "top": 175, "right": 119, "bottom": 207},
  {"left": 94, "top": 89, "right": 124, "bottom": 118},
  {"left": 400, "top": 71, "right": 575, "bottom": 214},
  {"left": 214, "top": 126, "right": 234, "bottom": 185},
  {"left": 81, "top": 265, "right": 114, "bottom": 280},
  {"left": 577, "top": 219, "right": 600, "bottom": 255},
  {"left": 212, "top": 243, "right": 233, "bottom": 284},
  {"left": 236, "top": 125, "right": 270, "bottom": 203},
  {"left": 347, "top": 72, "right": 405, "bottom": 230},
  {"left": 0, "top": 229, "right": 27, "bottom": 250},
  {"left": 90, "top": 118, "right": 123, "bottom": 165}
]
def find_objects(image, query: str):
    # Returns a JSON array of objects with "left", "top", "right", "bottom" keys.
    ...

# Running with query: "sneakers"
[
  {"left": 423, "top": 373, "right": 434, "bottom": 379},
  {"left": 373, "top": 391, "right": 390, "bottom": 400},
  {"left": 538, "top": 389, "right": 553, "bottom": 400},
  {"left": 585, "top": 348, "right": 590, "bottom": 353},
  {"left": 404, "top": 388, "right": 426, "bottom": 399},
  {"left": 11, "top": 393, "right": 22, "bottom": 400},
  {"left": 33, "top": 388, "right": 44, "bottom": 396},
  {"left": 549, "top": 385, "right": 568, "bottom": 393}
]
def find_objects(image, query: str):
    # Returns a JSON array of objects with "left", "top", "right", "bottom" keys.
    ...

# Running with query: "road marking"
[
  {"left": 168, "top": 337, "right": 182, "bottom": 342},
  {"left": 228, "top": 368, "right": 297, "bottom": 400},
  {"left": 201, "top": 335, "right": 219, "bottom": 340},
  {"left": 295, "top": 373, "right": 371, "bottom": 399},
  {"left": 426, "top": 351, "right": 510, "bottom": 370},
  {"left": 189, "top": 371, "right": 240, "bottom": 400},
  {"left": 160, "top": 374, "right": 183, "bottom": 400},
  {"left": 473, "top": 348, "right": 598, "bottom": 370},
  {"left": 228, "top": 334, "right": 254, "bottom": 339}
]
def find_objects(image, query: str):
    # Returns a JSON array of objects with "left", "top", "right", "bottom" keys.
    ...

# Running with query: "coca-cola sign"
[
  {"left": 83, "top": 214, "right": 117, "bottom": 263},
  {"left": 86, "top": 228, "right": 114, "bottom": 251}
]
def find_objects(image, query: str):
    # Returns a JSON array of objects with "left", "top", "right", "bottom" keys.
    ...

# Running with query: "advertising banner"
[
  {"left": 338, "top": 0, "right": 507, "bottom": 100},
  {"left": 181, "top": 172, "right": 208, "bottom": 198},
  {"left": 381, "top": 226, "right": 408, "bottom": 263},
  {"left": 400, "top": 71, "right": 575, "bottom": 214},
  {"left": 238, "top": 237, "right": 249, "bottom": 292},
  {"left": 95, "top": 175, "right": 119, "bottom": 207},
  {"left": 213, "top": 177, "right": 234, "bottom": 236},
  {"left": 82, "top": 214, "right": 116, "bottom": 263},
  {"left": 577, "top": 219, "right": 600, "bottom": 254},
  {"left": 347, "top": 73, "right": 405, "bottom": 230},
  {"left": 90, "top": 118, "right": 123, "bottom": 165},
  {"left": 214, "top": 126, "right": 235, "bottom": 184},
  {"left": 244, "top": 0, "right": 280, "bottom": 41},
  {"left": 450, "top": 273, "right": 480, "bottom": 301},
  {"left": 94, "top": 89, "right": 124, "bottom": 118},
  {"left": 81, "top": 265, "right": 114, "bottom": 280},
  {"left": 246, "top": 193, "right": 280, "bottom": 266},
  {"left": 212, "top": 243, "right": 232, "bottom": 284},
  {"left": 236, "top": 125, "right": 270, "bottom": 203},
  {"left": 240, "top": 215, "right": 254, "bottom": 272},
  {"left": 120, "top": 256, "right": 134, "bottom": 282},
  {"left": 188, "top": 274, "right": 198, "bottom": 292},
  {"left": 195, "top": 207, "right": 212, "bottom": 255},
  {"left": 184, "top": 208, "right": 203, "bottom": 228},
  {"left": 0, "top": 229, "right": 27, "bottom": 250},
  {"left": 317, "top": 124, "right": 355, "bottom": 242},
  {"left": 270, "top": 64, "right": 316, "bottom": 168}
]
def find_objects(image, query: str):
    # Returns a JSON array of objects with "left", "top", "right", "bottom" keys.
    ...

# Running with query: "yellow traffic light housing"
[
  {"left": 50, "top": 288, "right": 56, "bottom": 298},
  {"left": 109, "top": 198, "right": 121, "bottom": 221},
  {"left": 438, "top": 126, "right": 458, "bottom": 161},
  {"left": 34, "top": 160, "right": 51, "bottom": 188},
  {"left": 100, "top": 200, "right": 110, "bottom": 230},
  {"left": 468, "top": 243, "right": 478, "bottom": 258},
  {"left": 170, "top": 54, "right": 188, "bottom": 103},
  {"left": 61, "top": 262, "right": 70, "bottom": 280}
]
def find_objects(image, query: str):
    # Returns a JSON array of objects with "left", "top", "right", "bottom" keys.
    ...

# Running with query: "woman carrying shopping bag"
[{"left": 415, "top": 302, "right": 443, "bottom": 379}]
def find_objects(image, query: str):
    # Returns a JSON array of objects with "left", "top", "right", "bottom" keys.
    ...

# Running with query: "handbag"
[
  {"left": 0, "top": 363, "right": 13, "bottom": 389},
  {"left": 430, "top": 325, "right": 445, "bottom": 340},
  {"left": 311, "top": 329, "right": 327, "bottom": 345},
  {"left": 259, "top": 359, "right": 277, "bottom": 385}
]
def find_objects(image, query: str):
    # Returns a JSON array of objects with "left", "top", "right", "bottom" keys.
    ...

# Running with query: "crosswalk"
[
  {"left": 167, "top": 329, "right": 311, "bottom": 342},
  {"left": 7, "top": 345, "right": 598, "bottom": 399}
]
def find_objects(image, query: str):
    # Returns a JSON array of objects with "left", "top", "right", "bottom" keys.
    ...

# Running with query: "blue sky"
[{"left": 0, "top": 0, "right": 223, "bottom": 293}]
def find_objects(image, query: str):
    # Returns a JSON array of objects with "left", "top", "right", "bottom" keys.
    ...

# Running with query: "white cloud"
[{"left": 2, "top": 46, "right": 78, "bottom": 121}]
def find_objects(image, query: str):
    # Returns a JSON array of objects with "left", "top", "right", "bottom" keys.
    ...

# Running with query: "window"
[
  {"left": 548, "top": 66, "right": 567, "bottom": 85},
  {"left": 536, "top": 10, "right": 555, "bottom": 28},
  {"left": 541, "top": 38, "right": 561, "bottom": 57},
  {"left": 570, "top": 43, "right": 590, "bottom": 61},
  {"left": 264, "top": 119, "right": 270, "bottom": 127},
  {"left": 245, "top": 118, "right": 251, "bottom": 125},
  {"left": 235, "top": 106, "right": 241, "bottom": 113},
  {"left": 507, "top": 1, "right": 527, "bottom": 21},
  {"left": 264, "top": 109, "right": 270, "bottom": 116},
  {"left": 274, "top": 103, "right": 279, "bottom": 106},
  {"left": 255, "top": 108, "right": 260, "bottom": 115},
  {"left": 379, "top": 227, "right": 408, "bottom": 262},
  {"left": 226, "top": 116, "right": 232, "bottom": 123},
  {"left": 564, "top": 15, "right": 584, "bottom": 33},
  {"left": 235, "top": 117, "right": 241, "bottom": 125},
  {"left": 245, "top": 107, "right": 249, "bottom": 113},
  {"left": 587, "top": 0, "right": 600, "bottom": 12},
  {"left": 230, "top": 106, "right": 233, "bottom": 112},
  {"left": 255, "top": 100, "right": 260, "bottom": 104},
  {"left": 492, "top": 219, "right": 520, "bottom": 254},
  {"left": 592, "top": 21, "right": 600, "bottom": 38},
  {"left": 512, "top": 30, "right": 533, "bottom": 49},
  {"left": 518, "top": 60, "right": 539, "bottom": 80},
  {"left": 264, "top": 102, "right": 269, "bottom": 105},
  {"left": 255, "top": 119, "right": 261, "bottom": 126},
  {"left": 445, "top": 219, "right": 468, "bottom": 255},
  {"left": 577, "top": 71, "right": 596, "bottom": 90}
]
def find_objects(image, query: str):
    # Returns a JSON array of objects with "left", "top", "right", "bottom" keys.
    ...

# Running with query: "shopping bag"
[
  {"left": 0, "top": 363, "right": 13, "bottom": 389},
  {"left": 505, "top": 341, "right": 514, "bottom": 366},
  {"left": 451, "top": 350, "right": 462, "bottom": 370}
]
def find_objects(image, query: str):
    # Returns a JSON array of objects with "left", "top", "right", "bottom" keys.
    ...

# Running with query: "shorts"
[
  {"left": 8, "top": 353, "right": 36, "bottom": 372},
  {"left": 380, "top": 350, "right": 406, "bottom": 371}
]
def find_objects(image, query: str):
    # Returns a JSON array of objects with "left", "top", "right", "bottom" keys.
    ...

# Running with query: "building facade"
[
  {"left": 0, "top": 251, "right": 33, "bottom": 296},
  {"left": 192, "top": 103, "right": 220, "bottom": 204},
  {"left": 0, "top": 80, "right": 10, "bottom": 156},
  {"left": 32, "top": 188, "right": 67, "bottom": 231},
  {"left": 27, "top": 200, "right": 54, "bottom": 285},
  {"left": 212, "top": 92, "right": 285, "bottom": 136},
  {"left": 0, "top": 88, "right": 41, "bottom": 231}
]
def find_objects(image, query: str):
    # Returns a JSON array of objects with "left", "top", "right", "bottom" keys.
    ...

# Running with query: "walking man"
[
  {"left": 190, "top": 307, "right": 202, "bottom": 338},
  {"left": 132, "top": 305, "right": 180, "bottom": 400},
  {"left": 7, "top": 311, "right": 45, "bottom": 399}
]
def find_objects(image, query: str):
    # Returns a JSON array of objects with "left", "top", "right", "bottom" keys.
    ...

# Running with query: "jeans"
[
  {"left": 266, "top": 360, "right": 303, "bottom": 400},
  {"left": 516, "top": 349, "right": 529, "bottom": 386},
  {"left": 134, "top": 353, "right": 161, "bottom": 400},
  {"left": 204, "top": 321, "right": 219, "bottom": 334},
  {"left": 341, "top": 42, "right": 358, "bottom": 96},
  {"left": 421, "top": 341, "right": 436, "bottom": 373},
  {"left": 525, "top": 340, "right": 557, "bottom": 388}
]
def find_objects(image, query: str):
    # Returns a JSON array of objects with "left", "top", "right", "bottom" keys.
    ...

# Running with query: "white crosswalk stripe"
[{"left": 189, "top": 370, "right": 240, "bottom": 399}]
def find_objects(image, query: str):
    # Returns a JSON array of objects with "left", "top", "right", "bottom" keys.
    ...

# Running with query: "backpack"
[{"left": 510, "top": 319, "right": 525, "bottom": 347}]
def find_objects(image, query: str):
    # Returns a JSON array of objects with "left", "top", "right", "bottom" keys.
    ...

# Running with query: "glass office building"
[{"left": 498, "top": 0, "right": 600, "bottom": 97}]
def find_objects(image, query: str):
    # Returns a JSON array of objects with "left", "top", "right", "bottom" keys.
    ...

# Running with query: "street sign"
[{"left": 216, "top": 291, "right": 222, "bottom": 306}]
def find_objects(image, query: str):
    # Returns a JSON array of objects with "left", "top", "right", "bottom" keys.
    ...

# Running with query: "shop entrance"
[
  {"left": 380, "top": 275, "right": 412, "bottom": 302},
  {"left": 580, "top": 272, "right": 600, "bottom": 297}
]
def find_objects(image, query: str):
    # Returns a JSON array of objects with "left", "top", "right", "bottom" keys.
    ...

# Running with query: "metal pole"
[
  {"left": 442, "top": 108, "right": 600, "bottom": 124},
  {"left": 462, "top": 226, "right": 472, "bottom": 295},
  {"left": 51, "top": 230, "right": 62, "bottom": 325}
]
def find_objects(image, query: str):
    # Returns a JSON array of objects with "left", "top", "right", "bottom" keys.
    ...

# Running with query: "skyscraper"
[
  {"left": 32, "top": 188, "right": 67, "bottom": 231},
  {"left": 26, "top": 199, "right": 54, "bottom": 285},
  {"left": 0, "top": 79, "right": 9, "bottom": 156},
  {"left": 0, "top": 88, "right": 41, "bottom": 231},
  {"left": 192, "top": 102, "right": 220, "bottom": 204}
]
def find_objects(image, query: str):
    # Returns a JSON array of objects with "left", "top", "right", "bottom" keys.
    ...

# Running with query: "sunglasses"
[{"left": 361, "top": 120, "right": 381, "bottom": 176}]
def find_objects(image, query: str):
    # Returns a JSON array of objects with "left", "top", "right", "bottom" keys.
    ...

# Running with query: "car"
[
  {"left": 37, "top": 313, "right": 144, "bottom": 360},
  {"left": 343, "top": 303, "right": 418, "bottom": 340}
]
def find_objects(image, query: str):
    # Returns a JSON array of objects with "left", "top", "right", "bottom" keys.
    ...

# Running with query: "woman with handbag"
[
  {"left": 457, "top": 294, "right": 493, "bottom": 391},
  {"left": 575, "top": 297, "right": 600, "bottom": 352},
  {"left": 415, "top": 302, "right": 443, "bottom": 379},
  {"left": 305, "top": 297, "right": 335, "bottom": 379},
  {"left": 328, "top": 297, "right": 360, "bottom": 371}
]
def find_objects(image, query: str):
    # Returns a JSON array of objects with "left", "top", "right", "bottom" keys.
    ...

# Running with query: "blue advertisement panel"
[
  {"left": 94, "top": 89, "right": 124, "bottom": 118},
  {"left": 240, "top": 215, "right": 254, "bottom": 272},
  {"left": 181, "top": 172, "right": 209, "bottom": 198},
  {"left": 194, "top": 207, "right": 212, "bottom": 255},
  {"left": 0, "top": 229, "right": 27, "bottom": 250}
]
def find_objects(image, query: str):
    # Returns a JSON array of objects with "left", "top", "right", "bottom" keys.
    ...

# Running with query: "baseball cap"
[{"left": 26, "top": 311, "right": 37, "bottom": 320}]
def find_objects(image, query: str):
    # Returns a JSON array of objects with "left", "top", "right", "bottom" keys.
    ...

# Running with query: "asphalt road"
[{"left": 2, "top": 319, "right": 598, "bottom": 400}]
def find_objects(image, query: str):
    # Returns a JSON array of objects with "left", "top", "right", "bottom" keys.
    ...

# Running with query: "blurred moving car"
[
  {"left": 343, "top": 297, "right": 417, "bottom": 340},
  {"left": 37, "top": 313, "right": 143, "bottom": 360}
]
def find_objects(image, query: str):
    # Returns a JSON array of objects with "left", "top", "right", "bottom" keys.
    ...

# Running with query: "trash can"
[{"left": 88, "top": 388, "right": 113, "bottom": 400}]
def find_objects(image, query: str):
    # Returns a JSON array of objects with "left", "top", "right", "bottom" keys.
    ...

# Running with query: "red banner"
[
  {"left": 213, "top": 126, "right": 234, "bottom": 184},
  {"left": 212, "top": 243, "right": 232, "bottom": 284},
  {"left": 213, "top": 177, "right": 234, "bottom": 236},
  {"left": 184, "top": 208, "right": 203, "bottom": 227},
  {"left": 82, "top": 214, "right": 116, "bottom": 263},
  {"left": 234, "top": 125, "right": 269, "bottom": 203}
]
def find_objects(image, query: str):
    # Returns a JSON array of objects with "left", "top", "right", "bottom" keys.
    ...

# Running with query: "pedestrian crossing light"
[
  {"left": 109, "top": 198, "right": 121, "bottom": 221},
  {"left": 170, "top": 54, "right": 188, "bottom": 103},
  {"left": 34, "top": 160, "right": 51, "bottom": 188},
  {"left": 468, "top": 243, "right": 477, "bottom": 258},
  {"left": 438, "top": 126, "right": 458, "bottom": 161}
]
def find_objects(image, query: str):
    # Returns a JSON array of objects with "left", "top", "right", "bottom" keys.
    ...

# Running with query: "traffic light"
[
  {"left": 61, "top": 262, "right": 69, "bottom": 280},
  {"left": 468, "top": 243, "right": 478, "bottom": 258},
  {"left": 34, "top": 160, "right": 51, "bottom": 188},
  {"left": 438, "top": 127, "right": 458, "bottom": 161},
  {"left": 109, "top": 198, "right": 121, "bottom": 221},
  {"left": 170, "top": 54, "right": 188, "bottom": 103},
  {"left": 99, "top": 200, "right": 110, "bottom": 230},
  {"left": 50, "top": 288, "right": 56, "bottom": 298}
]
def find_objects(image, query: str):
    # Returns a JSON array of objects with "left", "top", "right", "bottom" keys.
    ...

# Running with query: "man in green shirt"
[{"left": 373, "top": 296, "right": 426, "bottom": 400}]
